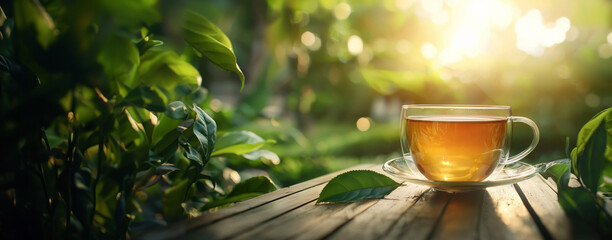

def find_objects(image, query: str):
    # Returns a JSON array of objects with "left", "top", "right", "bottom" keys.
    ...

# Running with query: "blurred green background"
[
  {"left": 193, "top": 0, "right": 612, "bottom": 187},
  {"left": 5, "top": 0, "right": 612, "bottom": 188}
]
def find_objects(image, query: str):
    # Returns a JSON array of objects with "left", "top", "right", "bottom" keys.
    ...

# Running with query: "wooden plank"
[
  {"left": 381, "top": 189, "right": 453, "bottom": 240},
  {"left": 184, "top": 183, "right": 326, "bottom": 239},
  {"left": 479, "top": 184, "right": 542, "bottom": 240},
  {"left": 137, "top": 163, "right": 376, "bottom": 240},
  {"left": 231, "top": 163, "right": 406, "bottom": 240},
  {"left": 177, "top": 164, "right": 383, "bottom": 240},
  {"left": 540, "top": 175, "right": 558, "bottom": 193},
  {"left": 515, "top": 175, "right": 600, "bottom": 240},
  {"left": 324, "top": 183, "right": 431, "bottom": 240},
  {"left": 291, "top": 200, "right": 379, "bottom": 240},
  {"left": 428, "top": 190, "right": 484, "bottom": 240},
  {"left": 231, "top": 198, "right": 378, "bottom": 240}
]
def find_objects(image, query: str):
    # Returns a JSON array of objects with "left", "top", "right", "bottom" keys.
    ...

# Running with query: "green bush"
[{"left": 0, "top": 1, "right": 276, "bottom": 239}]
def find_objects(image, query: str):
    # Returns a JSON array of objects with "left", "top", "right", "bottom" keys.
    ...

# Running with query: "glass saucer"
[{"left": 382, "top": 156, "right": 538, "bottom": 192}]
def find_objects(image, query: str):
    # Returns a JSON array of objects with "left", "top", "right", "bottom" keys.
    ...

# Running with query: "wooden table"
[{"left": 139, "top": 163, "right": 603, "bottom": 240}]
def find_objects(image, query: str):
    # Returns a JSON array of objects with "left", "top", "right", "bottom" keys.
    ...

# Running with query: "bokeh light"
[
  {"left": 356, "top": 117, "right": 371, "bottom": 131},
  {"left": 334, "top": 3, "right": 351, "bottom": 20},
  {"left": 514, "top": 9, "right": 571, "bottom": 56},
  {"left": 348, "top": 35, "right": 364, "bottom": 55},
  {"left": 301, "top": 31, "right": 315, "bottom": 46}
]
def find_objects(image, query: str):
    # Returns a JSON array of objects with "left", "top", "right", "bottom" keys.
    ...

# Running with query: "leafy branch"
[{"left": 543, "top": 107, "right": 612, "bottom": 237}]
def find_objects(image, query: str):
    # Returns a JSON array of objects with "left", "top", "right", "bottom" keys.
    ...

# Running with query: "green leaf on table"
[
  {"left": 212, "top": 131, "right": 274, "bottom": 157},
  {"left": 317, "top": 170, "right": 400, "bottom": 204},
  {"left": 542, "top": 161, "right": 571, "bottom": 188},
  {"left": 203, "top": 176, "right": 276, "bottom": 210},
  {"left": 183, "top": 10, "right": 245, "bottom": 91},
  {"left": 227, "top": 176, "right": 277, "bottom": 198}
]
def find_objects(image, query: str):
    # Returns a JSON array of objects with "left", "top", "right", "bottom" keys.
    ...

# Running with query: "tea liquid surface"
[{"left": 406, "top": 116, "right": 507, "bottom": 182}]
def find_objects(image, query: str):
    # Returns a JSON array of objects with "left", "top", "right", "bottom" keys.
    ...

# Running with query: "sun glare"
[
  {"left": 411, "top": 0, "right": 573, "bottom": 65},
  {"left": 421, "top": 43, "right": 437, "bottom": 59},
  {"left": 514, "top": 9, "right": 571, "bottom": 56}
]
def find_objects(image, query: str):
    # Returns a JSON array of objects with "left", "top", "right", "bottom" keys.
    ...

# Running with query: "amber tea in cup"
[{"left": 400, "top": 105, "right": 539, "bottom": 182}]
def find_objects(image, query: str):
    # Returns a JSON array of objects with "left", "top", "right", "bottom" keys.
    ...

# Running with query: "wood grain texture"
[
  {"left": 479, "top": 185, "right": 542, "bottom": 240},
  {"left": 515, "top": 175, "right": 599, "bottom": 240},
  {"left": 290, "top": 199, "right": 380, "bottom": 240},
  {"left": 183, "top": 184, "right": 326, "bottom": 239},
  {"left": 325, "top": 183, "right": 431, "bottom": 240},
  {"left": 382, "top": 189, "right": 453, "bottom": 240},
  {"left": 139, "top": 164, "right": 601, "bottom": 240},
  {"left": 230, "top": 198, "right": 369, "bottom": 240},
  {"left": 137, "top": 163, "right": 376, "bottom": 240},
  {"left": 429, "top": 190, "right": 484, "bottom": 240}
]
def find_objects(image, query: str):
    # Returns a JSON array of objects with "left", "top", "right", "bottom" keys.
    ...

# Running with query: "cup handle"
[{"left": 506, "top": 116, "right": 540, "bottom": 164}]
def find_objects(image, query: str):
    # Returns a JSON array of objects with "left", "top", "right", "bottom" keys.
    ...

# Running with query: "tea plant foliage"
[
  {"left": 0, "top": 0, "right": 276, "bottom": 239},
  {"left": 544, "top": 107, "right": 612, "bottom": 237}
]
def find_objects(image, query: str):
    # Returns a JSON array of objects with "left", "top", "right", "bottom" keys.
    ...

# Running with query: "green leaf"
[
  {"left": 211, "top": 131, "right": 272, "bottom": 156},
  {"left": 183, "top": 10, "right": 245, "bottom": 91},
  {"left": 14, "top": 0, "right": 57, "bottom": 49},
  {"left": 136, "top": 38, "right": 164, "bottom": 55},
  {"left": 542, "top": 160, "right": 571, "bottom": 189},
  {"left": 99, "top": 0, "right": 160, "bottom": 29},
  {"left": 162, "top": 179, "right": 194, "bottom": 222},
  {"left": 178, "top": 135, "right": 203, "bottom": 167},
  {"left": 97, "top": 33, "right": 140, "bottom": 89},
  {"left": 242, "top": 149, "right": 281, "bottom": 165},
  {"left": 137, "top": 50, "right": 202, "bottom": 89},
  {"left": 151, "top": 127, "right": 181, "bottom": 162},
  {"left": 203, "top": 193, "right": 262, "bottom": 210},
  {"left": 151, "top": 114, "right": 183, "bottom": 146},
  {"left": 571, "top": 107, "right": 612, "bottom": 173},
  {"left": 118, "top": 85, "right": 166, "bottom": 112},
  {"left": 557, "top": 186, "right": 603, "bottom": 222},
  {"left": 227, "top": 176, "right": 277, "bottom": 198},
  {"left": 317, "top": 170, "right": 400, "bottom": 203},
  {"left": 156, "top": 163, "right": 182, "bottom": 175},
  {"left": 203, "top": 176, "right": 276, "bottom": 210},
  {"left": 577, "top": 121, "right": 607, "bottom": 192},
  {"left": 192, "top": 105, "right": 217, "bottom": 163},
  {"left": 165, "top": 101, "right": 190, "bottom": 120}
]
